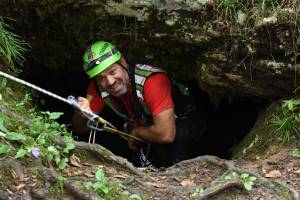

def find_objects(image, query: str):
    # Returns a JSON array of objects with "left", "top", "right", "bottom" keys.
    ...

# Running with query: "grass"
[
  {"left": 217, "top": 0, "right": 299, "bottom": 28},
  {"left": 0, "top": 17, "right": 28, "bottom": 73}
]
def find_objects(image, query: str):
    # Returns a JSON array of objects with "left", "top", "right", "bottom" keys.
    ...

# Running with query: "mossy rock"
[{"left": 232, "top": 101, "right": 296, "bottom": 159}]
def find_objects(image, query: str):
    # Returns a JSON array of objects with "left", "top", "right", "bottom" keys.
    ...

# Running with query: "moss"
[
  {"left": 0, "top": 164, "right": 19, "bottom": 188},
  {"left": 232, "top": 102, "right": 281, "bottom": 159}
]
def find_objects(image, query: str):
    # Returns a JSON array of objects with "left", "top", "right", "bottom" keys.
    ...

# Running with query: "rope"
[
  {"left": 0, "top": 70, "right": 70, "bottom": 104},
  {"left": 0, "top": 70, "right": 144, "bottom": 142},
  {"left": 0, "top": 70, "right": 111, "bottom": 126}
]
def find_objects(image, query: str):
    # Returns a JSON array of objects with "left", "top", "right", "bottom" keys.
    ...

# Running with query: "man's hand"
[
  {"left": 77, "top": 97, "right": 92, "bottom": 113},
  {"left": 128, "top": 128, "right": 140, "bottom": 152},
  {"left": 127, "top": 108, "right": 176, "bottom": 149},
  {"left": 72, "top": 96, "right": 92, "bottom": 134}
]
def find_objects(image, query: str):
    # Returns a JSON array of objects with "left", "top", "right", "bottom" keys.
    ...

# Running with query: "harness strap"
[{"left": 128, "top": 64, "right": 150, "bottom": 124}]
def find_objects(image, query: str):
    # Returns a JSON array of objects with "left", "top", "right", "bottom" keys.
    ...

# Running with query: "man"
[{"left": 72, "top": 40, "right": 206, "bottom": 167}]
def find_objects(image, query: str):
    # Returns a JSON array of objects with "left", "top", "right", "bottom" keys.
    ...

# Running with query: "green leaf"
[
  {"left": 0, "top": 144, "right": 10, "bottom": 154},
  {"left": 240, "top": 173, "right": 249, "bottom": 179},
  {"left": 14, "top": 148, "right": 27, "bottom": 159},
  {"left": 129, "top": 194, "right": 142, "bottom": 200},
  {"left": 47, "top": 146, "right": 59, "bottom": 154},
  {"left": 249, "top": 176, "right": 257, "bottom": 181},
  {"left": 0, "top": 78, "right": 7, "bottom": 88},
  {"left": 244, "top": 182, "right": 253, "bottom": 191},
  {"left": 290, "top": 149, "right": 300, "bottom": 157},
  {"left": 58, "top": 158, "right": 68, "bottom": 170},
  {"left": 63, "top": 142, "right": 75, "bottom": 153},
  {"left": 5, "top": 132, "right": 26, "bottom": 141},
  {"left": 95, "top": 169, "right": 106, "bottom": 182},
  {"left": 49, "top": 112, "right": 63, "bottom": 120},
  {"left": 0, "top": 114, "right": 8, "bottom": 132},
  {"left": 102, "top": 187, "right": 109, "bottom": 194},
  {"left": 122, "top": 190, "right": 130, "bottom": 196},
  {"left": 37, "top": 138, "right": 46, "bottom": 145},
  {"left": 297, "top": 37, "right": 300, "bottom": 46}
]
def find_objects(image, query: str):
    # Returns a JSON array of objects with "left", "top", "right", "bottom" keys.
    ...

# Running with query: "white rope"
[
  {"left": 0, "top": 70, "right": 116, "bottom": 128},
  {"left": 0, "top": 70, "right": 70, "bottom": 104}
]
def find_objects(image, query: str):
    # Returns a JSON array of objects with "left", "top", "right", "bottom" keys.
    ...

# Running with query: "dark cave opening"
[{"left": 20, "top": 66, "right": 270, "bottom": 162}]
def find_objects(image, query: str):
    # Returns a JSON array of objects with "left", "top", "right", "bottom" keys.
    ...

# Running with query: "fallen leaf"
[
  {"left": 113, "top": 174, "right": 127, "bottom": 179},
  {"left": 180, "top": 179, "right": 195, "bottom": 187},
  {"left": 69, "top": 154, "right": 82, "bottom": 167},
  {"left": 265, "top": 170, "right": 282, "bottom": 178},
  {"left": 29, "top": 182, "right": 36, "bottom": 187},
  {"left": 293, "top": 169, "right": 300, "bottom": 174},
  {"left": 84, "top": 172, "right": 94, "bottom": 178},
  {"left": 15, "top": 183, "right": 25, "bottom": 190},
  {"left": 173, "top": 177, "right": 181, "bottom": 182},
  {"left": 6, "top": 188, "right": 13, "bottom": 195}
]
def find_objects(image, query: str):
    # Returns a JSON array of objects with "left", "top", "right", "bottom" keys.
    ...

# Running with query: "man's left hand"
[{"left": 128, "top": 129, "right": 140, "bottom": 152}]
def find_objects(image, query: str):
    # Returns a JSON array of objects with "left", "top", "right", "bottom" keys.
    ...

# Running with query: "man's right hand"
[
  {"left": 77, "top": 97, "right": 92, "bottom": 113},
  {"left": 72, "top": 97, "right": 92, "bottom": 134}
]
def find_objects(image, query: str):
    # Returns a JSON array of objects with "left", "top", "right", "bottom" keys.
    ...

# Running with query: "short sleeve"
[
  {"left": 143, "top": 73, "right": 174, "bottom": 116},
  {"left": 86, "top": 81, "right": 105, "bottom": 113}
]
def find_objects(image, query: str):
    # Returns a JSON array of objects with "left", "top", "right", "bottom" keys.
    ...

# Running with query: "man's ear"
[{"left": 119, "top": 56, "right": 129, "bottom": 69}]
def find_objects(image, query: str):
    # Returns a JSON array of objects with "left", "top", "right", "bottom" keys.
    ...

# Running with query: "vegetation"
[
  {"left": 223, "top": 171, "right": 257, "bottom": 191},
  {"left": 82, "top": 169, "right": 142, "bottom": 200},
  {"left": 271, "top": 99, "right": 300, "bottom": 144},
  {"left": 0, "top": 17, "right": 27, "bottom": 73},
  {"left": 233, "top": 98, "right": 300, "bottom": 158},
  {"left": 219, "top": 0, "right": 298, "bottom": 21}
]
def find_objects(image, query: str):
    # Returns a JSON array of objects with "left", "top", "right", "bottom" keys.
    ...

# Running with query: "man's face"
[{"left": 96, "top": 63, "right": 129, "bottom": 97}]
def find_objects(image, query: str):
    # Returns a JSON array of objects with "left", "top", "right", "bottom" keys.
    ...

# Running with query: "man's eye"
[
  {"left": 97, "top": 77, "right": 105, "bottom": 83},
  {"left": 110, "top": 69, "right": 116, "bottom": 75}
]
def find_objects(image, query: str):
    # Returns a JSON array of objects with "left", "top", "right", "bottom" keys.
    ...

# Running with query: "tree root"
[
  {"left": 53, "top": 138, "right": 144, "bottom": 176},
  {"left": 0, "top": 103, "right": 31, "bottom": 126},
  {"left": 196, "top": 179, "right": 243, "bottom": 200},
  {"left": 2, "top": 140, "right": 298, "bottom": 199},
  {"left": 157, "top": 155, "right": 299, "bottom": 200},
  {"left": 42, "top": 166, "right": 102, "bottom": 200}
]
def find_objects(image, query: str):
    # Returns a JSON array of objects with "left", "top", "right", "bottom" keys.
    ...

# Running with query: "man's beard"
[{"left": 107, "top": 80, "right": 129, "bottom": 97}]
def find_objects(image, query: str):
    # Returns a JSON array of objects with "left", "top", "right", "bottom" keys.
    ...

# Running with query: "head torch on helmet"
[{"left": 83, "top": 41, "right": 121, "bottom": 79}]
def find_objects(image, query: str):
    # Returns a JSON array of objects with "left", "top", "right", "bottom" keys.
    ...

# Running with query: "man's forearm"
[{"left": 132, "top": 124, "right": 175, "bottom": 144}]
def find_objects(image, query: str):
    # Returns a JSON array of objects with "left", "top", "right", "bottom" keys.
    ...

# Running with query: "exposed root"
[
  {"left": 53, "top": 138, "right": 144, "bottom": 176},
  {"left": 0, "top": 103, "right": 31, "bottom": 126},
  {"left": 197, "top": 179, "right": 243, "bottom": 200},
  {"left": 158, "top": 155, "right": 299, "bottom": 199},
  {"left": 64, "top": 181, "right": 102, "bottom": 200},
  {"left": 42, "top": 167, "right": 101, "bottom": 200},
  {"left": 74, "top": 141, "right": 144, "bottom": 176}
]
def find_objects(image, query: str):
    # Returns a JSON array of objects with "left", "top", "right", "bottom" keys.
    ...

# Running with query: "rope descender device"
[
  {"left": 0, "top": 70, "right": 144, "bottom": 142},
  {"left": 67, "top": 95, "right": 144, "bottom": 142}
]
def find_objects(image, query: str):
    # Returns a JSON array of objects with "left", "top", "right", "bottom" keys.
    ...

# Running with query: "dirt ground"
[
  {"left": 235, "top": 144, "right": 300, "bottom": 199},
  {"left": 0, "top": 142, "right": 299, "bottom": 200}
]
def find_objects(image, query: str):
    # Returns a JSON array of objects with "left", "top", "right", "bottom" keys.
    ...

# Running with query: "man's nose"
[{"left": 107, "top": 76, "right": 115, "bottom": 85}]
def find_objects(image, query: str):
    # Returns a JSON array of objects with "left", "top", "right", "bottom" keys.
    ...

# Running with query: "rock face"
[{"left": 0, "top": 0, "right": 299, "bottom": 100}]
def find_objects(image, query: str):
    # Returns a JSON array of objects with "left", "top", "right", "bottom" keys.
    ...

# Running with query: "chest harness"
[{"left": 95, "top": 64, "right": 165, "bottom": 128}]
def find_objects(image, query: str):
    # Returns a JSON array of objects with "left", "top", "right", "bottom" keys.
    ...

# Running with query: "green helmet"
[{"left": 83, "top": 41, "right": 121, "bottom": 78}]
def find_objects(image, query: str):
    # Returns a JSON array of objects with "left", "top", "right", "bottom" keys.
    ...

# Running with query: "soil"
[{"left": 0, "top": 142, "right": 299, "bottom": 200}]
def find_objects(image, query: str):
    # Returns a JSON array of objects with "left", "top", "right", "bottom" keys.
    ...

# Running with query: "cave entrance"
[{"left": 19, "top": 67, "right": 269, "bottom": 162}]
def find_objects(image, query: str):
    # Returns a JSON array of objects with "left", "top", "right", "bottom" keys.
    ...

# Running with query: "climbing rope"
[{"left": 0, "top": 70, "right": 144, "bottom": 142}]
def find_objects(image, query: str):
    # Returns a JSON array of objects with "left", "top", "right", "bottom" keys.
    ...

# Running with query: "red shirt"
[{"left": 86, "top": 73, "right": 174, "bottom": 121}]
